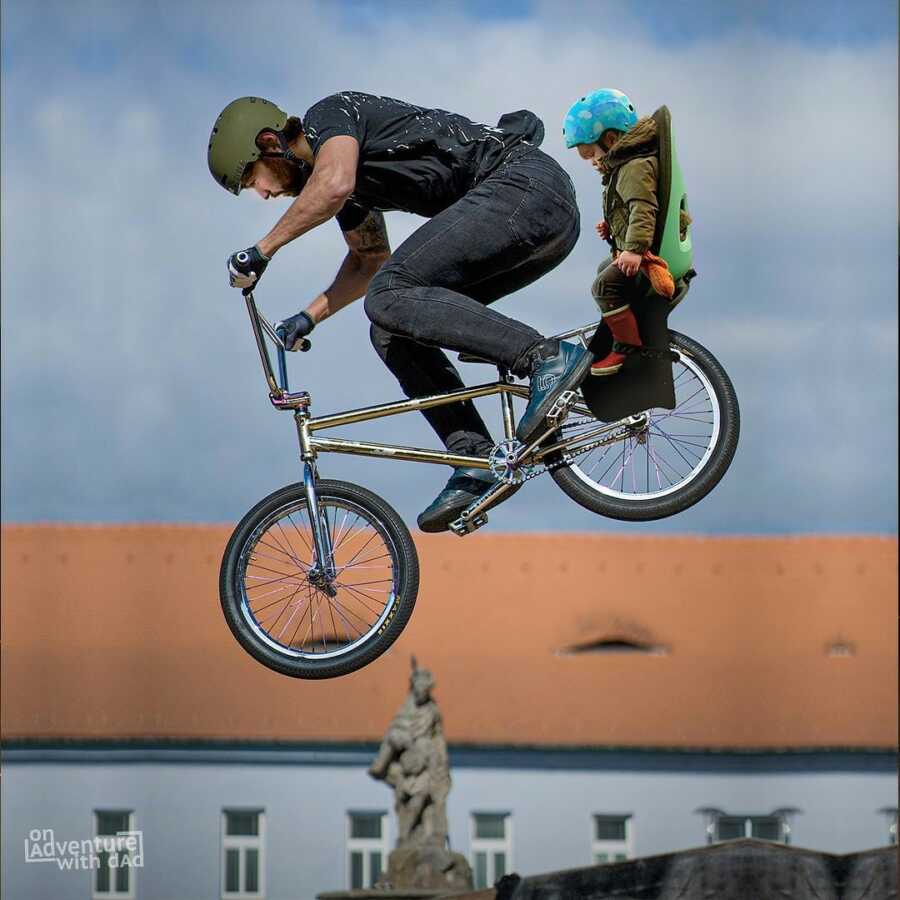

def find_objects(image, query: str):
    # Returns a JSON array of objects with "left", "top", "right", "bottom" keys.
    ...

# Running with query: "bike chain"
[{"left": 501, "top": 417, "right": 638, "bottom": 485}]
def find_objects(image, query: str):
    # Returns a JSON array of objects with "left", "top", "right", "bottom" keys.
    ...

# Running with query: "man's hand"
[
  {"left": 275, "top": 310, "right": 316, "bottom": 350},
  {"left": 596, "top": 220, "right": 610, "bottom": 240},
  {"left": 227, "top": 245, "right": 270, "bottom": 290},
  {"left": 615, "top": 249, "right": 642, "bottom": 277}
]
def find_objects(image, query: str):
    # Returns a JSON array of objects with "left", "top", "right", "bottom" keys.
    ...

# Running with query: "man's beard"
[{"left": 265, "top": 157, "right": 311, "bottom": 197}]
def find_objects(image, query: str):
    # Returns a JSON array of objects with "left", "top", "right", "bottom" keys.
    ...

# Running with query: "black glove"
[
  {"left": 227, "top": 245, "right": 269, "bottom": 290},
  {"left": 276, "top": 310, "right": 316, "bottom": 350}
]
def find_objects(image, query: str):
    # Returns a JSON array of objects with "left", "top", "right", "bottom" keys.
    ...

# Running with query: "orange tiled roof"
[{"left": 1, "top": 526, "right": 896, "bottom": 749}]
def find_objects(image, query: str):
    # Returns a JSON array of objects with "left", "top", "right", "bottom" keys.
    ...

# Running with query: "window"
[
  {"left": 717, "top": 816, "right": 783, "bottom": 841},
  {"left": 347, "top": 811, "right": 388, "bottom": 889},
  {"left": 592, "top": 814, "right": 633, "bottom": 864},
  {"left": 471, "top": 813, "right": 512, "bottom": 889},
  {"left": 696, "top": 808, "right": 797, "bottom": 845},
  {"left": 222, "top": 809, "right": 265, "bottom": 898},
  {"left": 93, "top": 810, "right": 136, "bottom": 899}
]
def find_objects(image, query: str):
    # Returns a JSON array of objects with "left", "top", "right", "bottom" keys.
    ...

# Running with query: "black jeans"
[{"left": 364, "top": 149, "right": 580, "bottom": 457}]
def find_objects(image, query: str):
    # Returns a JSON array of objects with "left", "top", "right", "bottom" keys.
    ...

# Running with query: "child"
[{"left": 563, "top": 89, "right": 674, "bottom": 376}]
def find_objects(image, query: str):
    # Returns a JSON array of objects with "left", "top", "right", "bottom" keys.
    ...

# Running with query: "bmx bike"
[{"left": 220, "top": 283, "right": 739, "bottom": 679}]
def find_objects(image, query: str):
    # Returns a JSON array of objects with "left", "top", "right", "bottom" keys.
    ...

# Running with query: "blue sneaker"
[
  {"left": 516, "top": 340, "right": 591, "bottom": 444},
  {"left": 417, "top": 467, "right": 498, "bottom": 533}
]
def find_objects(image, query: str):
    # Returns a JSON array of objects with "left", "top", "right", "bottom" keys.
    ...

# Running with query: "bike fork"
[{"left": 303, "top": 461, "right": 337, "bottom": 588}]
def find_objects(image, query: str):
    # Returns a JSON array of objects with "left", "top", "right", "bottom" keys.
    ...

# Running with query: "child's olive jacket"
[{"left": 601, "top": 116, "right": 659, "bottom": 254}]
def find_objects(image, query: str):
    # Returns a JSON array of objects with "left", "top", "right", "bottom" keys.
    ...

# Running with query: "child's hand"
[
  {"left": 596, "top": 220, "right": 610, "bottom": 240},
  {"left": 615, "top": 250, "right": 642, "bottom": 277}
]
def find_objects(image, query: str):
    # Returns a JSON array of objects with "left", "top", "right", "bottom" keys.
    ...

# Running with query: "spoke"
[
  {"left": 271, "top": 584, "right": 309, "bottom": 640},
  {"left": 674, "top": 384, "right": 707, "bottom": 410},
  {"left": 329, "top": 596, "right": 375, "bottom": 630},
  {"left": 258, "top": 592, "right": 296, "bottom": 631},
  {"left": 654, "top": 413, "right": 714, "bottom": 425},
  {"left": 337, "top": 529, "right": 380, "bottom": 570},
  {"left": 648, "top": 430, "right": 710, "bottom": 452},
  {"left": 335, "top": 581, "right": 384, "bottom": 615},
  {"left": 338, "top": 551, "right": 392, "bottom": 568},
  {"left": 330, "top": 510, "right": 358, "bottom": 554},
  {"left": 645, "top": 430, "right": 650, "bottom": 492},
  {"left": 334, "top": 520, "right": 370, "bottom": 556},
  {"left": 244, "top": 571, "right": 307, "bottom": 592},
  {"left": 631, "top": 437, "right": 637, "bottom": 493},
  {"left": 651, "top": 426, "right": 703, "bottom": 467},
  {"left": 595, "top": 442, "right": 625, "bottom": 484},
  {"left": 327, "top": 597, "right": 367, "bottom": 636},
  {"left": 646, "top": 432, "right": 664, "bottom": 490},
  {"left": 256, "top": 538, "right": 311, "bottom": 569},
  {"left": 251, "top": 591, "right": 300, "bottom": 617},
  {"left": 610, "top": 437, "right": 637, "bottom": 490},
  {"left": 297, "top": 585, "right": 325, "bottom": 649},
  {"left": 579, "top": 441, "right": 615, "bottom": 478},
  {"left": 645, "top": 443, "right": 678, "bottom": 487},
  {"left": 288, "top": 585, "right": 313, "bottom": 649},
  {"left": 271, "top": 521, "right": 310, "bottom": 564},
  {"left": 250, "top": 547, "right": 310, "bottom": 573},
  {"left": 320, "top": 594, "right": 329, "bottom": 653},
  {"left": 246, "top": 560, "right": 305, "bottom": 582},
  {"left": 336, "top": 578, "right": 394, "bottom": 588},
  {"left": 284, "top": 514, "right": 314, "bottom": 557}
]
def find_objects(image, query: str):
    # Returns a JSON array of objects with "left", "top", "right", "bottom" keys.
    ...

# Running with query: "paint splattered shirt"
[{"left": 302, "top": 92, "right": 544, "bottom": 230}]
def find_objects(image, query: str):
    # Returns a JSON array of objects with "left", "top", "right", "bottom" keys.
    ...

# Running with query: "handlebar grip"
[{"left": 274, "top": 325, "right": 311, "bottom": 353}]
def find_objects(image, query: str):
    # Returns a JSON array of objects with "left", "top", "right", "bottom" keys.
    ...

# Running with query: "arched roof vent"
[{"left": 558, "top": 636, "right": 669, "bottom": 656}]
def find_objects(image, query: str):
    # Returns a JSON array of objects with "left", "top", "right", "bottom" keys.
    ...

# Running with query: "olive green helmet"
[{"left": 208, "top": 97, "right": 289, "bottom": 195}]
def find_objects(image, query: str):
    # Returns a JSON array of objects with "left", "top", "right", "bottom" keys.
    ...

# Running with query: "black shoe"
[
  {"left": 515, "top": 340, "right": 591, "bottom": 444},
  {"left": 416, "top": 467, "right": 498, "bottom": 533}
]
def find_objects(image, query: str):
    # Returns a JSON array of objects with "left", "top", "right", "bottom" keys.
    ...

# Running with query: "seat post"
[{"left": 498, "top": 365, "right": 516, "bottom": 440}]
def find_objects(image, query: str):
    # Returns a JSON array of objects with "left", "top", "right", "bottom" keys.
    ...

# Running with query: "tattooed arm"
[{"left": 305, "top": 211, "right": 391, "bottom": 323}]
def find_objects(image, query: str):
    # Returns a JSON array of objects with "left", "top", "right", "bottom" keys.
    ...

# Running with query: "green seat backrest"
[{"left": 650, "top": 106, "right": 693, "bottom": 281}]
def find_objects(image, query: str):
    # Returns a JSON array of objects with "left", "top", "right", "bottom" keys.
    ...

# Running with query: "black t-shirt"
[{"left": 301, "top": 92, "right": 545, "bottom": 231}]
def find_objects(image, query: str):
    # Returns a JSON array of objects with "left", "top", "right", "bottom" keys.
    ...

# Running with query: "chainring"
[{"left": 488, "top": 439, "right": 534, "bottom": 485}]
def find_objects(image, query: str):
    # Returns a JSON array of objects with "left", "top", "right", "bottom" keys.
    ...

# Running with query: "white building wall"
[{"left": 3, "top": 750, "right": 896, "bottom": 900}]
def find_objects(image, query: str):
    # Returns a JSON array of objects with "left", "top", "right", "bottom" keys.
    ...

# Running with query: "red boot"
[{"left": 591, "top": 305, "right": 642, "bottom": 376}]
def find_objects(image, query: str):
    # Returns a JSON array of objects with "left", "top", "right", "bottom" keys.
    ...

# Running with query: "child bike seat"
[{"left": 650, "top": 105, "right": 693, "bottom": 281}]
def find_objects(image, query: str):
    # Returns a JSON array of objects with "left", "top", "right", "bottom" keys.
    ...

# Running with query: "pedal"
[
  {"left": 449, "top": 513, "right": 489, "bottom": 537},
  {"left": 546, "top": 390, "right": 578, "bottom": 427}
]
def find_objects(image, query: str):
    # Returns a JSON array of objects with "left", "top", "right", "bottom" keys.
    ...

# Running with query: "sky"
[{"left": 1, "top": 0, "right": 897, "bottom": 534}]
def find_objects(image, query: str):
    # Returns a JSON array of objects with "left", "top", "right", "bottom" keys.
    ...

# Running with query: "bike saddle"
[{"left": 457, "top": 352, "right": 493, "bottom": 364}]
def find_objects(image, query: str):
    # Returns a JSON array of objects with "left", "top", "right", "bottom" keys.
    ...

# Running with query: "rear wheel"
[
  {"left": 220, "top": 479, "right": 418, "bottom": 679},
  {"left": 551, "top": 331, "right": 739, "bottom": 520}
]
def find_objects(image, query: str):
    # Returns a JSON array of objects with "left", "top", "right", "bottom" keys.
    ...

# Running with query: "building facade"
[{"left": 2, "top": 527, "right": 897, "bottom": 899}]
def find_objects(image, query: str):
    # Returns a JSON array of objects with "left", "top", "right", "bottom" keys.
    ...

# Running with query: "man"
[{"left": 208, "top": 93, "right": 591, "bottom": 532}]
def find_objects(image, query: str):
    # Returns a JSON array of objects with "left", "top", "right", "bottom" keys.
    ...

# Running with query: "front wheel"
[
  {"left": 552, "top": 331, "right": 739, "bottom": 521},
  {"left": 220, "top": 479, "right": 419, "bottom": 679}
]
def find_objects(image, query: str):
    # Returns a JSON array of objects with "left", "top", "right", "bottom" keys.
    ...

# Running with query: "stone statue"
[{"left": 368, "top": 658, "right": 472, "bottom": 891}]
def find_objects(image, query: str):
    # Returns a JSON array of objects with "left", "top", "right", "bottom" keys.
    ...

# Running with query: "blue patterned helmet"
[{"left": 563, "top": 89, "right": 638, "bottom": 149}]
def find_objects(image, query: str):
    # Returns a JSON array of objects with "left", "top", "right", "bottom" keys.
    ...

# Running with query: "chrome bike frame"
[{"left": 243, "top": 290, "right": 638, "bottom": 550}]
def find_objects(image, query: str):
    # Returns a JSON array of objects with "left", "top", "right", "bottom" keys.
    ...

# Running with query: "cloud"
[{"left": 1, "top": 0, "right": 896, "bottom": 532}]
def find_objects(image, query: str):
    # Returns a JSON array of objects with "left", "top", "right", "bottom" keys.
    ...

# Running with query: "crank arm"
[
  {"left": 514, "top": 391, "right": 580, "bottom": 465},
  {"left": 449, "top": 480, "right": 517, "bottom": 536}
]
